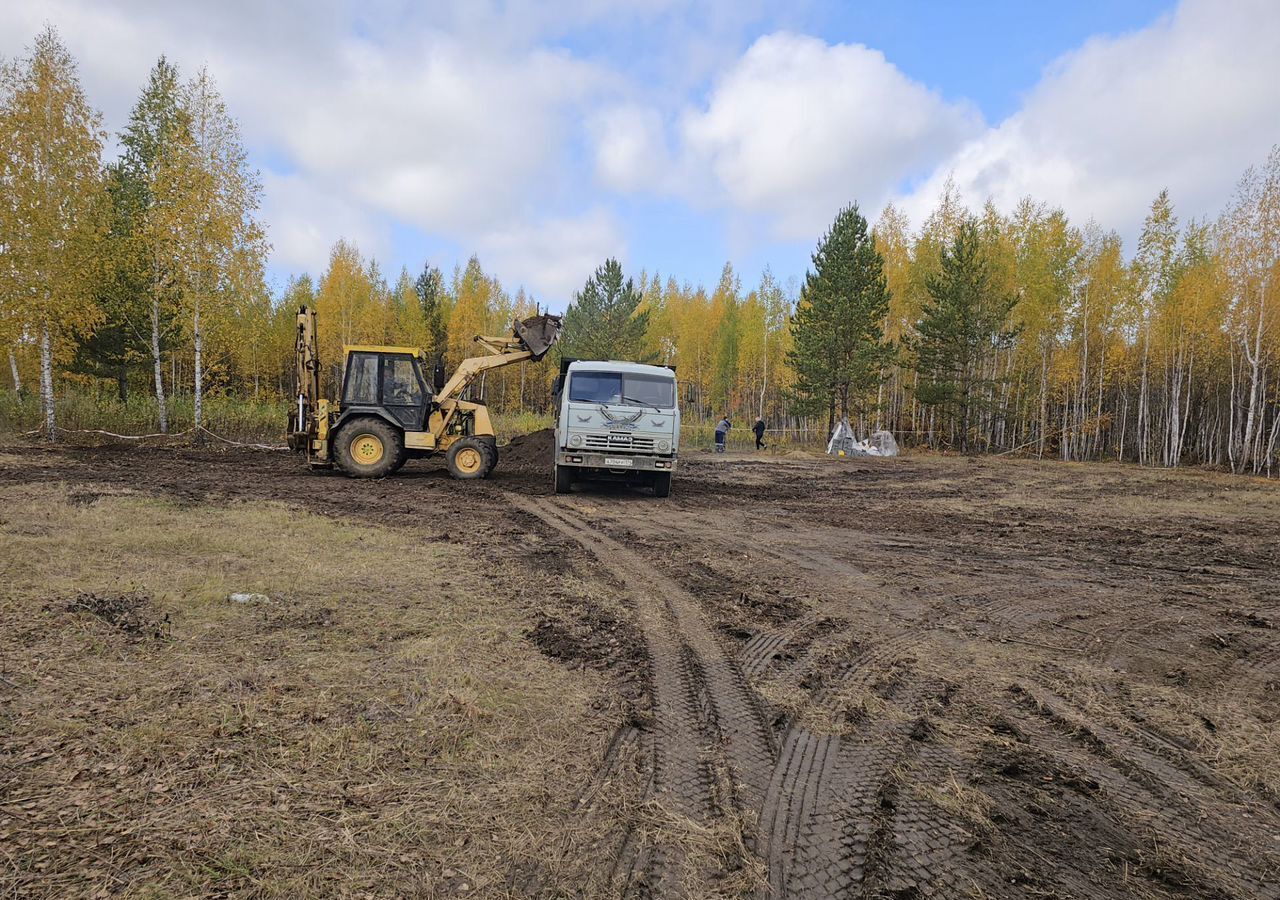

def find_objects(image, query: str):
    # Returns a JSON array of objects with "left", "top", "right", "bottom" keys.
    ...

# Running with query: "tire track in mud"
[
  {"left": 1006, "top": 681, "right": 1280, "bottom": 897},
  {"left": 509, "top": 487, "right": 1280, "bottom": 898},
  {"left": 759, "top": 677, "right": 958, "bottom": 899},
  {"left": 739, "top": 614, "right": 832, "bottom": 679},
  {"left": 507, "top": 494, "right": 776, "bottom": 894}
]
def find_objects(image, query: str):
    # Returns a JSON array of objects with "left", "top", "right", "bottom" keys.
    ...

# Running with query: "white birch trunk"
[
  {"left": 193, "top": 301, "right": 203, "bottom": 439},
  {"left": 8, "top": 347, "right": 21, "bottom": 394},
  {"left": 151, "top": 290, "right": 169, "bottom": 434},
  {"left": 760, "top": 328, "right": 768, "bottom": 421},
  {"left": 40, "top": 323, "right": 55, "bottom": 442},
  {"left": 1137, "top": 328, "right": 1151, "bottom": 466}
]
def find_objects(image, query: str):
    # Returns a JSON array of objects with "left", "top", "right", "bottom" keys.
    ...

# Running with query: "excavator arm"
[
  {"left": 288, "top": 305, "right": 322, "bottom": 452},
  {"left": 435, "top": 338, "right": 532, "bottom": 403},
  {"left": 429, "top": 313, "right": 562, "bottom": 442}
]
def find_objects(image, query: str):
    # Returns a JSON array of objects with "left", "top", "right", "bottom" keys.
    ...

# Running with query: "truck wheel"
[
  {"left": 554, "top": 463, "right": 574, "bottom": 494},
  {"left": 447, "top": 436, "right": 493, "bottom": 479},
  {"left": 652, "top": 471, "right": 672, "bottom": 497},
  {"left": 335, "top": 417, "right": 404, "bottom": 479}
]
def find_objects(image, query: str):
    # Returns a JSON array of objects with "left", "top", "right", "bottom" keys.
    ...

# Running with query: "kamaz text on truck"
[{"left": 552, "top": 360, "right": 679, "bottom": 497}]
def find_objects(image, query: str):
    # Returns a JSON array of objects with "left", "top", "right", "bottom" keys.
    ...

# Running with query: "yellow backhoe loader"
[{"left": 288, "top": 306, "right": 562, "bottom": 478}]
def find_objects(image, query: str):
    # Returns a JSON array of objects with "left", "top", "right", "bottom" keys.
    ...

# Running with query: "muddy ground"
[{"left": 2, "top": 435, "right": 1279, "bottom": 898}]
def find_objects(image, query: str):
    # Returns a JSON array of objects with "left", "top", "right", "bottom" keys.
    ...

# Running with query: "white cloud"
[
  {"left": 897, "top": 0, "right": 1280, "bottom": 237},
  {"left": 7, "top": 0, "right": 1280, "bottom": 291},
  {"left": 0, "top": 0, "right": 621, "bottom": 285},
  {"left": 589, "top": 104, "right": 674, "bottom": 193},
  {"left": 677, "top": 32, "right": 983, "bottom": 238},
  {"left": 477, "top": 209, "right": 625, "bottom": 306},
  {"left": 259, "top": 171, "right": 388, "bottom": 275},
  {"left": 276, "top": 35, "right": 606, "bottom": 234}
]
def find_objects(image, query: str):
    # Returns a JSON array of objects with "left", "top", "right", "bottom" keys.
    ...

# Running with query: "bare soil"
[{"left": 2, "top": 441, "right": 1279, "bottom": 898}]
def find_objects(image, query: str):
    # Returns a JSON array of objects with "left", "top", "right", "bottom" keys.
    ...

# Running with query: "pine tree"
[
  {"left": 559, "top": 258, "right": 651, "bottom": 362},
  {"left": 0, "top": 27, "right": 106, "bottom": 440},
  {"left": 413, "top": 262, "right": 449, "bottom": 355},
  {"left": 73, "top": 162, "right": 150, "bottom": 401},
  {"left": 913, "top": 218, "right": 1019, "bottom": 451},
  {"left": 787, "top": 203, "right": 893, "bottom": 433}
]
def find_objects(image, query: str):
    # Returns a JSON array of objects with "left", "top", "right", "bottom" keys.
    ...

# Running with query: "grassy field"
[
  {"left": 0, "top": 391, "right": 830, "bottom": 453},
  {"left": 1, "top": 441, "right": 1277, "bottom": 897},
  {"left": 0, "top": 478, "right": 629, "bottom": 897},
  {"left": 0, "top": 391, "right": 288, "bottom": 443}
]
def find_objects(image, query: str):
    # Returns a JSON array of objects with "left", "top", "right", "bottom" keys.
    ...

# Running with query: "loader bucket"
[{"left": 514, "top": 313, "right": 564, "bottom": 361}]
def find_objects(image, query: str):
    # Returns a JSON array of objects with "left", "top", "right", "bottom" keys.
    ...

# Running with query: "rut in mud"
[{"left": 1, "top": 443, "right": 1278, "bottom": 898}]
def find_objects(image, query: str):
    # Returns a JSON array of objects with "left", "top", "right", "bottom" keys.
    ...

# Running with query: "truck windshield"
[{"left": 569, "top": 372, "right": 675, "bottom": 408}]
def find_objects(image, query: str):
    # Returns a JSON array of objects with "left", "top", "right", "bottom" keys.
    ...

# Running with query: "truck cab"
[{"left": 553, "top": 359, "right": 680, "bottom": 497}]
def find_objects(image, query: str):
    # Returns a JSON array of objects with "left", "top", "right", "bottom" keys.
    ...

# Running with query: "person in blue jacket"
[{"left": 714, "top": 415, "right": 731, "bottom": 452}]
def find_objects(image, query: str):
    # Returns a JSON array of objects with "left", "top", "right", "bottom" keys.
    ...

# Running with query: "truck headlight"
[
  {"left": 657, "top": 439, "right": 670, "bottom": 452},
  {"left": 569, "top": 433, "right": 583, "bottom": 447}
]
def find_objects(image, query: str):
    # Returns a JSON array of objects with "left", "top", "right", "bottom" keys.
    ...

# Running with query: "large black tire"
[
  {"left": 334, "top": 417, "right": 404, "bottom": 479},
  {"left": 554, "top": 463, "right": 574, "bottom": 495},
  {"left": 447, "top": 436, "right": 493, "bottom": 479},
  {"left": 478, "top": 435, "right": 498, "bottom": 476},
  {"left": 652, "top": 471, "right": 672, "bottom": 498}
]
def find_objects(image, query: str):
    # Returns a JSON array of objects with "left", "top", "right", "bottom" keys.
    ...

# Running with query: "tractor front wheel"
[
  {"left": 446, "top": 436, "right": 493, "bottom": 479},
  {"left": 335, "top": 417, "right": 404, "bottom": 479}
]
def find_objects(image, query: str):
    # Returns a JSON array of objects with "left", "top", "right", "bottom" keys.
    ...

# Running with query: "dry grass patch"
[{"left": 0, "top": 484, "right": 620, "bottom": 898}]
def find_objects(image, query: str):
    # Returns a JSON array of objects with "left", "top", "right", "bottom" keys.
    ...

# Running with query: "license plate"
[{"left": 604, "top": 457, "right": 634, "bottom": 467}]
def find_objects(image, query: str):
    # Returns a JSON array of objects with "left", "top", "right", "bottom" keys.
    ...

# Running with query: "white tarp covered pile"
[{"left": 826, "top": 417, "right": 899, "bottom": 457}]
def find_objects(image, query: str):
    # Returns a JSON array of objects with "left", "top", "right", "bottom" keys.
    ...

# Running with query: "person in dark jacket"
[
  {"left": 714, "top": 415, "right": 731, "bottom": 452},
  {"left": 753, "top": 417, "right": 766, "bottom": 450}
]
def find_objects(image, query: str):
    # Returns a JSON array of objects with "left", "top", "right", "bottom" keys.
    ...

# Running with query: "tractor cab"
[{"left": 340, "top": 346, "right": 434, "bottom": 431}]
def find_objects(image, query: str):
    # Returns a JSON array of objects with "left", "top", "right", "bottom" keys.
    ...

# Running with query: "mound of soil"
[
  {"left": 501, "top": 428, "right": 554, "bottom": 471},
  {"left": 58, "top": 591, "right": 168, "bottom": 640}
]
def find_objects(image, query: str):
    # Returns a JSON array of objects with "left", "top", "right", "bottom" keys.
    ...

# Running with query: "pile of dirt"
[
  {"left": 501, "top": 428, "right": 554, "bottom": 471},
  {"left": 58, "top": 591, "right": 168, "bottom": 640}
]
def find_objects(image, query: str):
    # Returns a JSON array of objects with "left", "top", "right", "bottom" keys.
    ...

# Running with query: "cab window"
[
  {"left": 569, "top": 372, "right": 622, "bottom": 404},
  {"left": 381, "top": 356, "right": 423, "bottom": 406},
  {"left": 344, "top": 352, "right": 379, "bottom": 405},
  {"left": 622, "top": 374, "right": 675, "bottom": 408}
]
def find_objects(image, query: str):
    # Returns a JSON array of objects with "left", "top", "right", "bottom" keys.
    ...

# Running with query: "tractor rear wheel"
[
  {"left": 335, "top": 417, "right": 404, "bottom": 479},
  {"left": 446, "top": 436, "right": 493, "bottom": 479}
]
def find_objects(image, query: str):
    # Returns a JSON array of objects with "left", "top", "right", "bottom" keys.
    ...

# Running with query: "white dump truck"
[{"left": 552, "top": 359, "right": 680, "bottom": 496}]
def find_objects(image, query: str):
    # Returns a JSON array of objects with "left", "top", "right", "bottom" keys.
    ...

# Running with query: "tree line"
[
  {"left": 0, "top": 29, "right": 266, "bottom": 441},
  {"left": 2, "top": 28, "right": 1277, "bottom": 474}
]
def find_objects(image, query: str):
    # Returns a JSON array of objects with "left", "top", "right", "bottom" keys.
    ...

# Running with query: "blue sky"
[{"left": 4, "top": 0, "right": 1278, "bottom": 309}]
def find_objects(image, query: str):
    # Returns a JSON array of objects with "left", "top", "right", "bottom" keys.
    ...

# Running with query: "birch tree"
[
  {"left": 0, "top": 27, "right": 105, "bottom": 440},
  {"left": 1219, "top": 147, "right": 1280, "bottom": 474},
  {"left": 120, "top": 57, "right": 188, "bottom": 432},
  {"left": 177, "top": 68, "right": 267, "bottom": 441}
]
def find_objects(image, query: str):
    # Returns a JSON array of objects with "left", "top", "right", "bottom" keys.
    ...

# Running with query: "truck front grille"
[{"left": 585, "top": 433, "right": 656, "bottom": 452}]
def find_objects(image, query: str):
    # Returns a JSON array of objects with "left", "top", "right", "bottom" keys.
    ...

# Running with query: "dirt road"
[{"left": 2, "top": 437, "right": 1278, "bottom": 898}]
